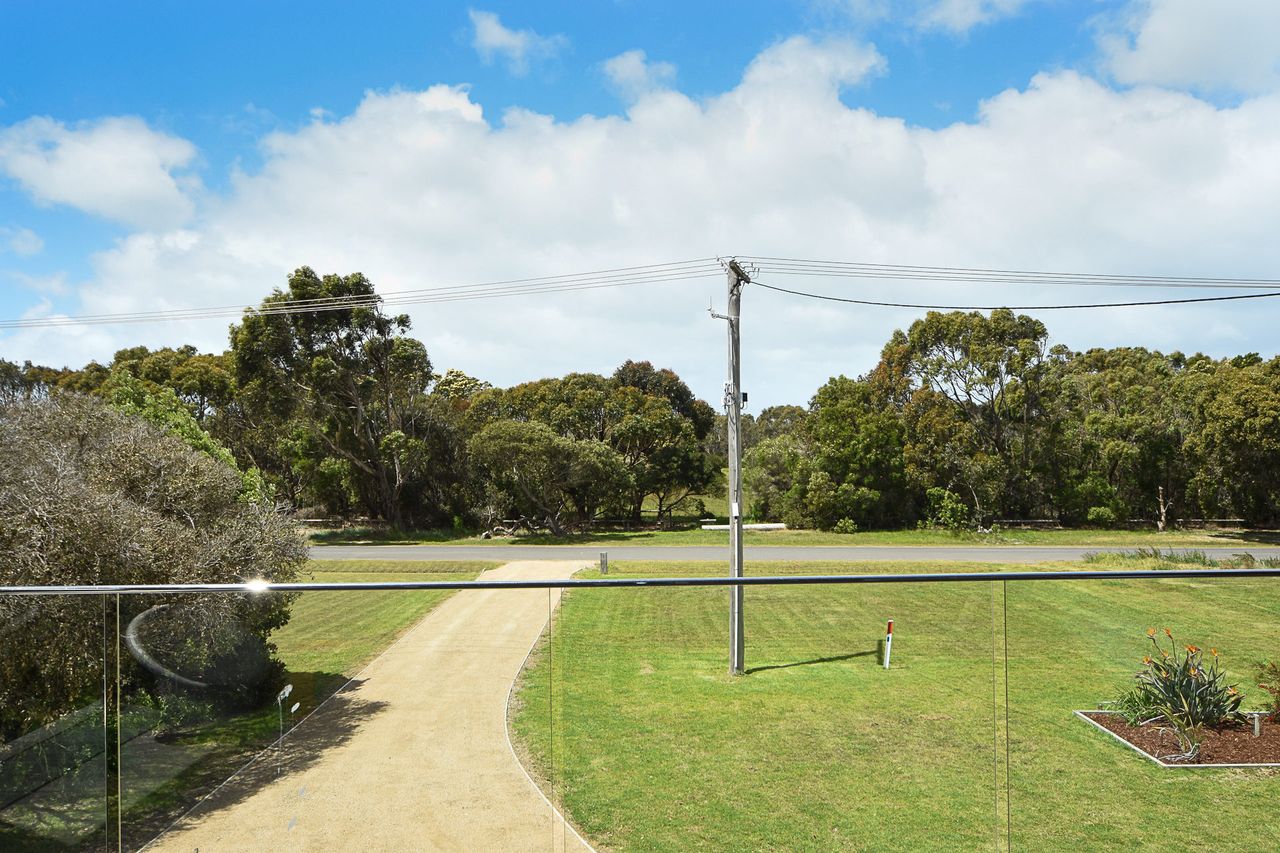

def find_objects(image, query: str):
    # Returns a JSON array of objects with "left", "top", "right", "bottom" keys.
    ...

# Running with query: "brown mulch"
[{"left": 1082, "top": 711, "right": 1280, "bottom": 765}]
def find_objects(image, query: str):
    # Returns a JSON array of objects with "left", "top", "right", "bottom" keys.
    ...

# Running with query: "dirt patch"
[{"left": 1082, "top": 711, "right": 1280, "bottom": 765}]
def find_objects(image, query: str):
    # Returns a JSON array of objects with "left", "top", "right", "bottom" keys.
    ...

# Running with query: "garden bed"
[{"left": 1078, "top": 711, "right": 1280, "bottom": 767}]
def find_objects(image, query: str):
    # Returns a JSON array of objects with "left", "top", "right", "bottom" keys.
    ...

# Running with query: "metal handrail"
[{"left": 2, "top": 567, "right": 1279, "bottom": 595}]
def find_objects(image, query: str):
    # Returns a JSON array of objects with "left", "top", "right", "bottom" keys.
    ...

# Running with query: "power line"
[
  {"left": 0, "top": 260, "right": 723, "bottom": 330},
  {"left": 6, "top": 253, "right": 1279, "bottom": 330},
  {"left": 751, "top": 279, "right": 1280, "bottom": 310},
  {"left": 742, "top": 256, "right": 1280, "bottom": 290}
]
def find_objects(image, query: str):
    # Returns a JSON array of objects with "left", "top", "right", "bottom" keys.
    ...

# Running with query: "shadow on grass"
[
  {"left": 746, "top": 649, "right": 877, "bottom": 674},
  {"left": 123, "top": 673, "right": 385, "bottom": 850},
  {"left": 0, "top": 821, "right": 74, "bottom": 852}
]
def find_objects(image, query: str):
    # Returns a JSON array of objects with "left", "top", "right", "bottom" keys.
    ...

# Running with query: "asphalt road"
[{"left": 310, "top": 544, "right": 1280, "bottom": 564}]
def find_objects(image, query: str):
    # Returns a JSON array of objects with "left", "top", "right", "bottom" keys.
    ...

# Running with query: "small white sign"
[{"left": 731, "top": 502, "right": 740, "bottom": 518}]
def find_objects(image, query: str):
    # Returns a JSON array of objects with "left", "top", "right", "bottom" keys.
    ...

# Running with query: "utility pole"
[{"left": 722, "top": 259, "right": 749, "bottom": 674}]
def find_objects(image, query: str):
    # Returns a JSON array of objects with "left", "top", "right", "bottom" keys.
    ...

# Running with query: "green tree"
[
  {"left": 468, "top": 365, "right": 717, "bottom": 523},
  {"left": 1049, "top": 347, "right": 1189, "bottom": 524},
  {"left": 433, "top": 368, "right": 492, "bottom": 404},
  {"left": 743, "top": 434, "right": 805, "bottom": 522},
  {"left": 1182, "top": 358, "right": 1280, "bottom": 524},
  {"left": 745, "top": 404, "right": 808, "bottom": 450},
  {"left": 229, "top": 267, "right": 443, "bottom": 527},
  {"left": 806, "top": 376, "right": 910, "bottom": 528},
  {"left": 613, "top": 359, "right": 716, "bottom": 440},
  {"left": 0, "top": 359, "right": 69, "bottom": 404},
  {"left": 468, "top": 419, "right": 629, "bottom": 534},
  {"left": 899, "top": 310, "right": 1054, "bottom": 521}
]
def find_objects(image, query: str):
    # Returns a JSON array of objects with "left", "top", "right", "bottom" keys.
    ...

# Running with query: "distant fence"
[{"left": 994, "top": 518, "right": 1249, "bottom": 530}]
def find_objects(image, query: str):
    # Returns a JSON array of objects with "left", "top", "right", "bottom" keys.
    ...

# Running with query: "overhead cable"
[
  {"left": 751, "top": 279, "right": 1280, "bottom": 310},
  {"left": 0, "top": 259, "right": 723, "bottom": 330},
  {"left": 742, "top": 256, "right": 1280, "bottom": 290}
]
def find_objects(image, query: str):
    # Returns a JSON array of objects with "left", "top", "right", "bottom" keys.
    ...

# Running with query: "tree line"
[
  {"left": 742, "top": 309, "right": 1280, "bottom": 531},
  {"left": 4, "top": 268, "right": 1279, "bottom": 533},
  {"left": 1, "top": 268, "right": 718, "bottom": 535}
]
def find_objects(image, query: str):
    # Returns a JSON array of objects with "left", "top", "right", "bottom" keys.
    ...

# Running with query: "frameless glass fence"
[
  {"left": 0, "top": 594, "right": 111, "bottom": 851},
  {"left": 545, "top": 569, "right": 1003, "bottom": 853},
  {"left": 3, "top": 565, "right": 1277, "bottom": 852},
  {"left": 1004, "top": 575, "right": 1280, "bottom": 852}
]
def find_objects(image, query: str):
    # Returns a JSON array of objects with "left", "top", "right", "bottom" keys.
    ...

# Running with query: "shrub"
[
  {"left": 833, "top": 517, "right": 859, "bottom": 535},
  {"left": 1258, "top": 661, "right": 1280, "bottom": 722},
  {"left": 926, "top": 487, "right": 969, "bottom": 531},
  {"left": 1086, "top": 506, "right": 1117, "bottom": 528},
  {"left": 1110, "top": 628, "right": 1245, "bottom": 759},
  {"left": 0, "top": 394, "right": 306, "bottom": 739}
]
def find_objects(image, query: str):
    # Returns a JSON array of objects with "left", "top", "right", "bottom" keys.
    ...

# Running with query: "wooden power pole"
[{"left": 724, "top": 259, "right": 749, "bottom": 674}]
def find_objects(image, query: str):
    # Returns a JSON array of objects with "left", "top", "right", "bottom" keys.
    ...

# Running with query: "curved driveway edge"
[{"left": 149, "top": 560, "right": 593, "bottom": 852}]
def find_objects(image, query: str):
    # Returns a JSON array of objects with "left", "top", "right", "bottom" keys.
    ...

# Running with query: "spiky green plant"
[{"left": 1110, "top": 628, "right": 1245, "bottom": 760}]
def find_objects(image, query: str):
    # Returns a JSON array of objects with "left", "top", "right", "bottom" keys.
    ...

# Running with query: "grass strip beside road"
[
  {"left": 514, "top": 559, "right": 1280, "bottom": 852},
  {"left": 310, "top": 525, "right": 1278, "bottom": 549},
  {"left": 274, "top": 560, "right": 497, "bottom": 678}
]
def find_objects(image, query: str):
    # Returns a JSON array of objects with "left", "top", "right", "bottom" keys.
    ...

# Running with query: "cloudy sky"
[{"left": 2, "top": 0, "right": 1280, "bottom": 407}]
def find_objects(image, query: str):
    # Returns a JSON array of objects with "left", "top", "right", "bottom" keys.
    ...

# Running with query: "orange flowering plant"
[{"left": 1109, "top": 628, "right": 1245, "bottom": 760}]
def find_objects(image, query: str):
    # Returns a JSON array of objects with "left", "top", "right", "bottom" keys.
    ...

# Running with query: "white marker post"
[{"left": 883, "top": 619, "right": 894, "bottom": 669}]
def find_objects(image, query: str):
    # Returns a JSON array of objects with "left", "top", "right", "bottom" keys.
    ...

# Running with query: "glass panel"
[
  {"left": 122, "top": 578, "right": 562, "bottom": 850},
  {"left": 1006, "top": 575, "right": 1280, "bottom": 850},
  {"left": 0, "top": 593, "right": 111, "bottom": 852},
  {"left": 541, "top": 563, "right": 1002, "bottom": 851}
]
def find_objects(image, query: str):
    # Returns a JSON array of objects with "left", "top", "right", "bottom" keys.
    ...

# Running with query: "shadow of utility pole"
[{"left": 745, "top": 649, "right": 877, "bottom": 675}]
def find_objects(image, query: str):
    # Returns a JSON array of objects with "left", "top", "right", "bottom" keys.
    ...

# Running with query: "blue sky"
[{"left": 2, "top": 0, "right": 1280, "bottom": 405}]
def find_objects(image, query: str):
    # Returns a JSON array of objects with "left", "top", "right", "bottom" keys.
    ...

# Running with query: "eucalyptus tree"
[
  {"left": 228, "top": 267, "right": 444, "bottom": 527},
  {"left": 468, "top": 419, "right": 630, "bottom": 534}
]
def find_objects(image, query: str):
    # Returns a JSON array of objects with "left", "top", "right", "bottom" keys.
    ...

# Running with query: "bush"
[
  {"left": 1110, "top": 628, "right": 1245, "bottom": 759},
  {"left": 833, "top": 517, "right": 859, "bottom": 535},
  {"left": 1086, "top": 506, "right": 1118, "bottom": 528},
  {"left": 926, "top": 487, "right": 970, "bottom": 531},
  {"left": 0, "top": 394, "right": 306, "bottom": 739}
]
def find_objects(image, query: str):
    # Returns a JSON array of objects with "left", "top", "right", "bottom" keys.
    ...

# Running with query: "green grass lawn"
[
  {"left": 277, "top": 560, "right": 494, "bottom": 679},
  {"left": 311, "top": 524, "right": 1279, "bottom": 548},
  {"left": 514, "top": 559, "right": 1280, "bottom": 852}
]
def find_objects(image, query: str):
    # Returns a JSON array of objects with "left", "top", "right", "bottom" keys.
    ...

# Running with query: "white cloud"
[
  {"left": 916, "top": 0, "right": 1033, "bottom": 33},
  {"left": 825, "top": 0, "right": 1033, "bottom": 33},
  {"left": 0, "top": 116, "right": 200, "bottom": 229},
  {"left": 467, "top": 9, "right": 567, "bottom": 76},
  {"left": 0, "top": 226, "right": 42, "bottom": 256},
  {"left": 741, "top": 36, "right": 884, "bottom": 93},
  {"left": 603, "top": 50, "right": 676, "bottom": 101},
  {"left": 5, "top": 37, "right": 1280, "bottom": 406},
  {"left": 1100, "top": 0, "right": 1280, "bottom": 95}
]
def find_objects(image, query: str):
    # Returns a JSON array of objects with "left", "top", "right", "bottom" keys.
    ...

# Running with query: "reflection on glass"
[
  {"left": 0, "top": 594, "right": 110, "bottom": 851},
  {"left": 1005, "top": 577, "right": 1280, "bottom": 851}
]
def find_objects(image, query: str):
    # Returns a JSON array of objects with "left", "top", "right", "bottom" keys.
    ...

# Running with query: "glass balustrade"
[{"left": 3, "top": 564, "right": 1277, "bottom": 852}]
